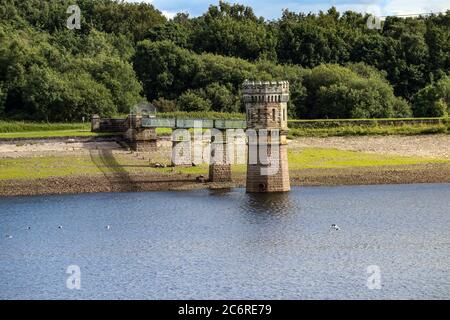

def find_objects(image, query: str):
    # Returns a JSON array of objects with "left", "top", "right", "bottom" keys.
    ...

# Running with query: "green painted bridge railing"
[{"left": 141, "top": 118, "right": 247, "bottom": 129}]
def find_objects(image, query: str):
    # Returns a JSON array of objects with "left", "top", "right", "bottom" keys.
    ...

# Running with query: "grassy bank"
[
  {"left": 156, "top": 111, "right": 245, "bottom": 120},
  {"left": 0, "top": 130, "right": 122, "bottom": 139},
  {"left": 1, "top": 116, "right": 449, "bottom": 139},
  {"left": 0, "top": 121, "right": 171, "bottom": 138},
  {"left": 287, "top": 124, "right": 449, "bottom": 138},
  {"left": 1, "top": 147, "right": 448, "bottom": 180},
  {"left": 0, "top": 121, "right": 92, "bottom": 132}
]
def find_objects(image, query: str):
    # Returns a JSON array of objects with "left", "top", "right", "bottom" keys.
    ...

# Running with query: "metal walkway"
[{"left": 141, "top": 118, "right": 247, "bottom": 129}]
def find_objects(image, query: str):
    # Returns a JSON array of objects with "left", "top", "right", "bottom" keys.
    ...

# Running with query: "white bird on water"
[
  {"left": 5, "top": 234, "right": 13, "bottom": 239},
  {"left": 58, "top": 225, "right": 63, "bottom": 229},
  {"left": 330, "top": 224, "right": 340, "bottom": 231},
  {"left": 105, "top": 225, "right": 111, "bottom": 230}
]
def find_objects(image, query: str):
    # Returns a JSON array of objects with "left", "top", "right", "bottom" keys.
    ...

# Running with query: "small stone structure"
[
  {"left": 208, "top": 131, "right": 232, "bottom": 182},
  {"left": 243, "top": 80, "right": 290, "bottom": 192},
  {"left": 171, "top": 129, "right": 192, "bottom": 166},
  {"left": 124, "top": 114, "right": 157, "bottom": 152},
  {"left": 91, "top": 81, "right": 291, "bottom": 192},
  {"left": 91, "top": 115, "right": 127, "bottom": 133}
]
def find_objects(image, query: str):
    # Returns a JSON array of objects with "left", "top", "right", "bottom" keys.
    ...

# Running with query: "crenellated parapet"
[
  {"left": 243, "top": 80, "right": 290, "bottom": 193},
  {"left": 242, "top": 80, "right": 289, "bottom": 103}
]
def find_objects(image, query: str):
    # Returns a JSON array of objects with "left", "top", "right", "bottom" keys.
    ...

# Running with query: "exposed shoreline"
[
  {"left": 1, "top": 163, "right": 449, "bottom": 197},
  {"left": 1, "top": 134, "right": 449, "bottom": 197}
]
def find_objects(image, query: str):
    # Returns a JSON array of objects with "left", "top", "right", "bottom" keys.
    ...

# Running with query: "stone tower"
[{"left": 243, "top": 80, "right": 290, "bottom": 192}]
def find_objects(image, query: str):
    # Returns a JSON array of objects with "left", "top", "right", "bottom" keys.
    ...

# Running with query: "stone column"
[
  {"left": 126, "top": 114, "right": 157, "bottom": 152},
  {"left": 171, "top": 129, "right": 192, "bottom": 166},
  {"left": 91, "top": 114, "right": 100, "bottom": 132},
  {"left": 246, "top": 129, "right": 290, "bottom": 192},
  {"left": 208, "top": 129, "right": 232, "bottom": 182}
]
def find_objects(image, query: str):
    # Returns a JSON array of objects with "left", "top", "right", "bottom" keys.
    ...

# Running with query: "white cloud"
[
  {"left": 383, "top": 0, "right": 449, "bottom": 16},
  {"left": 123, "top": 0, "right": 450, "bottom": 19},
  {"left": 161, "top": 10, "right": 177, "bottom": 19}
]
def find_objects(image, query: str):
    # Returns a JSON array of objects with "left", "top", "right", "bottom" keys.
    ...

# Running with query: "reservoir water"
[{"left": 0, "top": 184, "right": 449, "bottom": 299}]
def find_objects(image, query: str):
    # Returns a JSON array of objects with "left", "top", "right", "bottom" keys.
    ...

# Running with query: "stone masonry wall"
[{"left": 246, "top": 143, "right": 290, "bottom": 192}]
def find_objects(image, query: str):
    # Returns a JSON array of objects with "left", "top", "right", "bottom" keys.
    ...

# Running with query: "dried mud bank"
[{"left": 1, "top": 163, "right": 449, "bottom": 197}]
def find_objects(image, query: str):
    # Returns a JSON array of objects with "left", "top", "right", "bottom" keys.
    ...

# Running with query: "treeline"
[{"left": 0, "top": 0, "right": 449, "bottom": 121}]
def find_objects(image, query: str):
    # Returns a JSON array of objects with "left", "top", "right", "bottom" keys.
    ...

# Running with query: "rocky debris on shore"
[
  {"left": 1, "top": 164, "right": 450, "bottom": 197},
  {"left": 196, "top": 175, "right": 206, "bottom": 183},
  {"left": 151, "top": 162, "right": 167, "bottom": 168}
]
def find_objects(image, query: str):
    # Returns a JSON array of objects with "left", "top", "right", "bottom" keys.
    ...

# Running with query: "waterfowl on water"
[{"left": 330, "top": 224, "right": 340, "bottom": 231}]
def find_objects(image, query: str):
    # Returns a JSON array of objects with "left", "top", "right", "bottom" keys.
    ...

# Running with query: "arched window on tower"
[
  {"left": 278, "top": 95, "right": 281, "bottom": 102},
  {"left": 272, "top": 109, "right": 276, "bottom": 122}
]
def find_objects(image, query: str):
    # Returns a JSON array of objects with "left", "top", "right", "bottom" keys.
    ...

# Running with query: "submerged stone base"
[
  {"left": 208, "top": 164, "right": 232, "bottom": 182},
  {"left": 129, "top": 139, "right": 157, "bottom": 152},
  {"left": 246, "top": 143, "right": 290, "bottom": 192}
]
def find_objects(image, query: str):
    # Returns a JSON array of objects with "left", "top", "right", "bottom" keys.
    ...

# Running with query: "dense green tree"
[
  {"left": 0, "top": 0, "right": 166, "bottom": 40},
  {"left": 22, "top": 66, "right": 115, "bottom": 121},
  {"left": 134, "top": 40, "right": 201, "bottom": 101},
  {"left": 146, "top": 21, "right": 191, "bottom": 48},
  {"left": 177, "top": 90, "right": 212, "bottom": 112},
  {"left": 199, "top": 83, "right": 239, "bottom": 112},
  {"left": 1, "top": 1, "right": 449, "bottom": 121},
  {"left": 277, "top": 10, "right": 351, "bottom": 67},
  {"left": 412, "top": 75, "right": 450, "bottom": 117},
  {"left": 152, "top": 97, "right": 177, "bottom": 112},
  {"left": 0, "top": 19, "right": 142, "bottom": 120},
  {"left": 302, "top": 64, "right": 412, "bottom": 118},
  {"left": 190, "top": 1, "right": 277, "bottom": 60}
]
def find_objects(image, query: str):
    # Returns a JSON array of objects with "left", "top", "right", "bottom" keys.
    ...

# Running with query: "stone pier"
[
  {"left": 242, "top": 80, "right": 291, "bottom": 193},
  {"left": 125, "top": 114, "right": 157, "bottom": 152},
  {"left": 171, "top": 129, "right": 192, "bottom": 166},
  {"left": 208, "top": 130, "right": 232, "bottom": 182}
]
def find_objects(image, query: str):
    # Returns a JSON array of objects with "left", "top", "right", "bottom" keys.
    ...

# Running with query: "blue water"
[{"left": 0, "top": 184, "right": 449, "bottom": 299}]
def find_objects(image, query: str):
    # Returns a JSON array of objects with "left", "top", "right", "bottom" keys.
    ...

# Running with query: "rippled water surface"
[{"left": 1, "top": 184, "right": 449, "bottom": 299}]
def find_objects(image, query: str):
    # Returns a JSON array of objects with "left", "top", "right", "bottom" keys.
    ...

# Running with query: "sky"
[{"left": 125, "top": 0, "right": 450, "bottom": 20}]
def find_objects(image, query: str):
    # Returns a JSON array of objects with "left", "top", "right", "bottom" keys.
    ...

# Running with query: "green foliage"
[
  {"left": 84, "top": 54, "right": 142, "bottom": 114},
  {"left": 288, "top": 124, "right": 448, "bottom": 138},
  {"left": 1, "top": 0, "right": 449, "bottom": 121},
  {"left": 0, "top": 121, "right": 89, "bottom": 133},
  {"left": 0, "top": 0, "right": 166, "bottom": 41},
  {"left": 177, "top": 90, "right": 212, "bottom": 112},
  {"left": 190, "top": 2, "right": 277, "bottom": 60},
  {"left": 198, "top": 83, "right": 240, "bottom": 112},
  {"left": 152, "top": 98, "right": 178, "bottom": 112},
  {"left": 301, "top": 64, "right": 412, "bottom": 118},
  {"left": 134, "top": 40, "right": 201, "bottom": 101},
  {"left": 412, "top": 75, "right": 450, "bottom": 117},
  {"left": 0, "top": 18, "right": 143, "bottom": 121},
  {"left": 146, "top": 21, "right": 191, "bottom": 48},
  {"left": 157, "top": 111, "right": 244, "bottom": 120},
  {"left": 277, "top": 10, "right": 351, "bottom": 67}
]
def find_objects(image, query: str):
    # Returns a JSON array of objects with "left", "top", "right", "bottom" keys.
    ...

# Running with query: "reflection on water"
[
  {"left": 0, "top": 184, "right": 449, "bottom": 299},
  {"left": 241, "top": 192, "right": 296, "bottom": 215}
]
